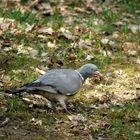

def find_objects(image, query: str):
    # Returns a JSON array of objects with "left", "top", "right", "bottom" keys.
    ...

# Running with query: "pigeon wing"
[{"left": 24, "top": 69, "right": 83, "bottom": 96}]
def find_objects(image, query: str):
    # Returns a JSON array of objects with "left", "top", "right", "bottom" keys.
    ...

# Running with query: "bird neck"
[
  {"left": 76, "top": 69, "right": 88, "bottom": 80},
  {"left": 75, "top": 70, "right": 85, "bottom": 82}
]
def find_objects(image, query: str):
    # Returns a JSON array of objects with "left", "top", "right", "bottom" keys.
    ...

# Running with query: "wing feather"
[{"left": 25, "top": 69, "right": 83, "bottom": 95}]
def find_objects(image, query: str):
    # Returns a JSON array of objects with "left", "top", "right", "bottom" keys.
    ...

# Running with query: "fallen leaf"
[
  {"left": 136, "top": 59, "right": 140, "bottom": 64},
  {"left": 12, "top": 69, "right": 28, "bottom": 74},
  {"left": 127, "top": 50, "right": 137, "bottom": 56},
  {"left": 101, "top": 38, "right": 109, "bottom": 45},
  {"left": 35, "top": 2, "right": 54, "bottom": 16},
  {"left": 47, "top": 41, "right": 56, "bottom": 48},
  {"left": 67, "top": 114, "right": 86, "bottom": 122},
  {"left": 122, "top": 42, "right": 138, "bottom": 52},
  {"left": 128, "top": 24, "right": 139, "bottom": 34},
  {"left": 30, "top": 118, "right": 42, "bottom": 126},
  {"left": 59, "top": 27, "right": 75, "bottom": 40},
  {"left": 25, "top": 23, "right": 35, "bottom": 32},
  {"left": 86, "top": 55, "right": 94, "bottom": 61},
  {"left": 22, "top": 94, "right": 52, "bottom": 108},
  {"left": 29, "top": 49, "right": 38, "bottom": 58},
  {"left": 38, "top": 27, "right": 54, "bottom": 35},
  {"left": 35, "top": 68, "right": 46, "bottom": 75}
]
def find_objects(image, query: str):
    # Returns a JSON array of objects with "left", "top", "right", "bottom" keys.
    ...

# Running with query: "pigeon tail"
[{"left": 6, "top": 87, "right": 26, "bottom": 94}]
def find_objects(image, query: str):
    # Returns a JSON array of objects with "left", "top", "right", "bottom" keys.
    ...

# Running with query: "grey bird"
[{"left": 8, "top": 64, "right": 101, "bottom": 111}]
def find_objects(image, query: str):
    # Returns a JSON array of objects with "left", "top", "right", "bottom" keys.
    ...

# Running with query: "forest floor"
[{"left": 0, "top": 0, "right": 140, "bottom": 140}]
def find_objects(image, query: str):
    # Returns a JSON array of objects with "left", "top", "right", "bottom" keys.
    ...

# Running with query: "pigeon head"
[{"left": 77, "top": 63, "right": 101, "bottom": 79}]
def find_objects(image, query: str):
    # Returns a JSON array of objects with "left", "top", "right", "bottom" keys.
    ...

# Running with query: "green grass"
[
  {"left": 120, "top": 24, "right": 130, "bottom": 34},
  {"left": 0, "top": 54, "right": 39, "bottom": 70},
  {"left": 1, "top": 93, "right": 139, "bottom": 139},
  {"left": 1, "top": 8, "right": 38, "bottom": 24},
  {"left": 101, "top": 24, "right": 115, "bottom": 35},
  {"left": 120, "top": 0, "right": 138, "bottom": 14},
  {"left": 101, "top": 8, "right": 122, "bottom": 22},
  {"left": 107, "top": 102, "right": 140, "bottom": 139}
]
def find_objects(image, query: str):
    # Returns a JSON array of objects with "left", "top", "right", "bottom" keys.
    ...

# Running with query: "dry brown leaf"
[
  {"left": 12, "top": 69, "right": 28, "bottom": 74},
  {"left": 25, "top": 24, "right": 35, "bottom": 32},
  {"left": 128, "top": 24, "right": 139, "bottom": 34},
  {"left": 47, "top": 41, "right": 56, "bottom": 49},
  {"left": 59, "top": 27, "right": 75, "bottom": 40},
  {"left": 30, "top": 118, "right": 42, "bottom": 126},
  {"left": 38, "top": 27, "right": 54, "bottom": 35},
  {"left": 122, "top": 42, "right": 137, "bottom": 51},
  {"left": 35, "top": 68, "right": 46, "bottom": 75},
  {"left": 35, "top": 2, "right": 54, "bottom": 16},
  {"left": 67, "top": 114, "right": 87, "bottom": 128},
  {"left": 22, "top": 94, "right": 52, "bottom": 108}
]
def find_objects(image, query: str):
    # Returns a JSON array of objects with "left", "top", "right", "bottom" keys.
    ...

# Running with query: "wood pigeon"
[{"left": 8, "top": 64, "right": 102, "bottom": 111}]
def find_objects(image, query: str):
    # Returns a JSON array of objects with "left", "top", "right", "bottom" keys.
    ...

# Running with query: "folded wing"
[{"left": 24, "top": 69, "right": 83, "bottom": 96}]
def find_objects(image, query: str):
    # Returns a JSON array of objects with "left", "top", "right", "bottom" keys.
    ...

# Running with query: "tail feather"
[{"left": 5, "top": 87, "right": 26, "bottom": 94}]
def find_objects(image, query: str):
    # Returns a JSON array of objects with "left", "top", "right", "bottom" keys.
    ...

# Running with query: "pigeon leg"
[{"left": 57, "top": 97, "right": 71, "bottom": 114}]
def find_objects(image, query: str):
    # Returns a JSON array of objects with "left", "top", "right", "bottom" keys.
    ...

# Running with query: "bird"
[{"left": 8, "top": 63, "right": 102, "bottom": 111}]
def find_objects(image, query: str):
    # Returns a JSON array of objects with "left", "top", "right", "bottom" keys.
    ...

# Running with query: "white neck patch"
[{"left": 75, "top": 70, "right": 84, "bottom": 81}]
